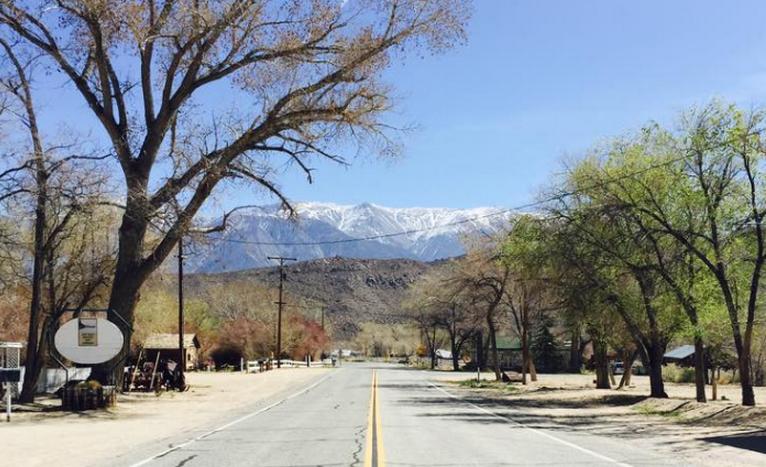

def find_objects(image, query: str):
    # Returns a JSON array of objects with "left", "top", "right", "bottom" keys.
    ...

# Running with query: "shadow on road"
[
  {"left": 701, "top": 430, "right": 766, "bottom": 454},
  {"left": 383, "top": 378, "right": 761, "bottom": 460}
]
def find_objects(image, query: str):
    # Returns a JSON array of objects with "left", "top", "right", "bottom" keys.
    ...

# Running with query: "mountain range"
[
  {"left": 187, "top": 202, "right": 509, "bottom": 273},
  {"left": 186, "top": 256, "right": 439, "bottom": 339}
]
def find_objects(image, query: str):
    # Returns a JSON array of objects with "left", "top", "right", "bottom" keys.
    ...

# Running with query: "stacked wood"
[{"left": 61, "top": 383, "right": 116, "bottom": 411}]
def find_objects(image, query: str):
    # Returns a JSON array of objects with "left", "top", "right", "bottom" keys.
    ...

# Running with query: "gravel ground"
[{"left": 0, "top": 368, "right": 329, "bottom": 467}]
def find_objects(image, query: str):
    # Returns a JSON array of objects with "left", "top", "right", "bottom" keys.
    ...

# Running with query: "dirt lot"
[
  {"left": 0, "top": 368, "right": 329, "bottom": 467},
  {"left": 436, "top": 371, "right": 766, "bottom": 466}
]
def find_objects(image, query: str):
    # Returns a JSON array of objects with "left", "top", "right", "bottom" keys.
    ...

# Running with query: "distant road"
[{"left": 122, "top": 363, "right": 675, "bottom": 467}]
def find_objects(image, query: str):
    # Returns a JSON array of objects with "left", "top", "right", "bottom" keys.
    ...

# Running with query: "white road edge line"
[
  {"left": 426, "top": 381, "right": 633, "bottom": 467},
  {"left": 129, "top": 370, "right": 338, "bottom": 467}
]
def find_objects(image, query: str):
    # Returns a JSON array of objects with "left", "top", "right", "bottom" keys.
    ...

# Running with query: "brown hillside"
[{"left": 185, "top": 257, "right": 440, "bottom": 339}]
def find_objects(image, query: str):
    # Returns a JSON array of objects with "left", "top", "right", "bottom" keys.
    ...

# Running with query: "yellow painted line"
[
  {"left": 363, "top": 370, "right": 386, "bottom": 467},
  {"left": 363, "top": 370, "right": 375, "bottom": 467}
]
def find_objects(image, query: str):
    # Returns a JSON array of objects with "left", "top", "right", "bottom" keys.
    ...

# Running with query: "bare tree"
[
  {"left": 451, "top": 244, "right": 511, "bottom": 381},
  {"left": 0, "top": 0, "right": 470, "bottom": 381},
  {"left": 505, "top": 279, "right": 542, "bottom": 384},
  {"left": 0, "top": 38, "right": 113, "bottom": 401},
  {"left": 406, "top": 263, "right": 480, "bottom": 371}
]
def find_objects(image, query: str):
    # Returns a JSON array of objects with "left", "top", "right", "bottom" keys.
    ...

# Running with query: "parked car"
[{"left": 632, "top": 360, "right": 647, "bottom": 375}]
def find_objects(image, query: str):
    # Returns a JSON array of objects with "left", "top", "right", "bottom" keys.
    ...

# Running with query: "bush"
[
  {"left": 718, "top": 370, "right": 739, "bottom": 384},
  {"left": 457, "top": 378, "right": 518, "bottom": 392},
  {"left": 662, "top": 364, "right": 695, "bottom": 383},
  {"left": 77, "top": 380, "right": 103, "bottom": 391}
]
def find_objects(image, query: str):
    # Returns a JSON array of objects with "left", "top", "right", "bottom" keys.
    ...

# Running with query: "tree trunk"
[
  {"left": 528, "top": 358, "right": 537, "bottom": 382},
  {"left": 475, "top": 331, "right": 484, "bottom": 371},
  {"left": 20, "top": 241, "right": 44, "bottom": 403},
  {"left": 646, "top": 345, "right": 668, "bottom": 398},
  {"left": 617, "top": 349, "right": 637, "bottom": 389},
  {"left": 450, "top": 337, "right": 459, "bottom": 372},
  {"left": 720, "top": 279, "right": 756, "bottom": 406},
  {"left": 594, "top": 340, "right": 611, "bottom": 389},
  {"left": 737, "top": 351, "right": 755, "bottom": 406},
  {"left": 569, "top": 328, "right": 581, "bottom": 372},
  {"left": 6, "top": 37, "right": 48, "bottom": 404},
  {"left": 21, "top": 163, "right": 49, "bottom": 401},
  {"left": 487, "top": 315, "right": 500, "bottom": 381},
  {"left": 521, "top": 326, "right": 528, "bottom": 385},
  {"left": 20, "top": 158, "right": 49, "bottom": 403},
  {"left": 693, "top": 336, "right": 707, "bottom": 403},
  {"left": 711, "top": 365, "right": 718, "bottom": 401},
  {"left": 95, "top": 203, "right": 151, "bottom": 385}
]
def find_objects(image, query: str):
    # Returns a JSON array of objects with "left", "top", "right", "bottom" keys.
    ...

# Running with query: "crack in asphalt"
[
  {"left": 174, "top": 454, "right": 197, "bottom": 467},
  {"left": 350, "top": 423, "right": 366, "bottom": 467}
]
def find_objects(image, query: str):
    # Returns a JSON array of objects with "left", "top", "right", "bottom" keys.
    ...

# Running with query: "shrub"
[{"left": 662, "top": 364, "right": 695, "bottom": 383}]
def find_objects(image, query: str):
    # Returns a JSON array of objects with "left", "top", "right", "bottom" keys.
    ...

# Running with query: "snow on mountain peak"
[{"left": 188, "top": 202, "right": 511, "bottom": 273}]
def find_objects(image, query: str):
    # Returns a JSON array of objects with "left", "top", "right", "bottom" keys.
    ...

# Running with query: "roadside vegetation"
[
  {"left": 406, "top": 102, "right": 766, "bottom": 407},
  {"left": 0, "top": 1, "right": 765, "bottom": 413},
  {"left": 0, "top": 0, "right": 470, "bottom": 403},
  {"left": 457, "top": 378, "right": 519, "bottom": 392}
]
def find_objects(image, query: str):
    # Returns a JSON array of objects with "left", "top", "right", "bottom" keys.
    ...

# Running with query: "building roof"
[
  {"left": 495, "top": 336, "right": 521, "bottom": 350},
  {"left": 664, "top": 345, "right": 695, "bottom": 361},
  {"left": 143, "top": 333, "right": 199, "bottom": 350},
  {"left": 435, "top": 349, "right": 452, "bottom": 359}
]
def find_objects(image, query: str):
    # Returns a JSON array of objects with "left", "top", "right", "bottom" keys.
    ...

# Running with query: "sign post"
[
  {"left": 53, "top": 315, "right": 125, "bottom": 410},
  {"left": 0, "top": 342, "right": 22, "bottom": 422}
]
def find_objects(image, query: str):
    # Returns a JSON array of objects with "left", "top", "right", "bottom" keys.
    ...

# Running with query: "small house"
[
  {"left": 663, "top": 345, "right": 696, "bottom": 366},
  {"left": 143, "top": 333, "right": 200, "bottom": 370},
  {"left": 496, "top": 336, "right": 523, "bottom": 370}
]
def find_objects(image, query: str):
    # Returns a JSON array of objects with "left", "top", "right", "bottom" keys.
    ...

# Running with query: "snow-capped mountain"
[{"left": 187, "top": 202, "right": 510, "bottom": 273}]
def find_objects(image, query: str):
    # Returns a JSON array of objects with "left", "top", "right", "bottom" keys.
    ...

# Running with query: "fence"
[{"left": 245, "top": 358, "right": 334, "bottom": 373}]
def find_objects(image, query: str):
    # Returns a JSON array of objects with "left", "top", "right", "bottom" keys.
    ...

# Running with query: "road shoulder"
[
  {"left": 429, "top": 371, "right": 766, "bottom": 466},
  {"left": 0, "top": 368, "right": 331, "bottom": 467}
]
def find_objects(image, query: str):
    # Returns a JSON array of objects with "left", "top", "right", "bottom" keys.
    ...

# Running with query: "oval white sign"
[{"left": 54, "top": 318, "right": 124, "bottom": 364}]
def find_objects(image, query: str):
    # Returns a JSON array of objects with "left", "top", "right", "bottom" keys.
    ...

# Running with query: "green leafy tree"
[{"left": 590, "top": 103, "right": 766, "bottom": 406}]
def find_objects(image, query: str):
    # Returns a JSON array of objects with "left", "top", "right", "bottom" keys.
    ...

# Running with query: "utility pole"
[
  {"left": 178, "top": 237, "right": 186, "bottom": 380},
  {"left": 321, "top": 307, "right": 325, "bottom": 331},
  {"left": 268, "top": 256, "right": 296, "bottom": 368}
]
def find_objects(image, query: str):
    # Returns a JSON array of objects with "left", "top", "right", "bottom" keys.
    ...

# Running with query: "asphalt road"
[{"left": 121, "top": 363, "right": 674, "bottom": 467}]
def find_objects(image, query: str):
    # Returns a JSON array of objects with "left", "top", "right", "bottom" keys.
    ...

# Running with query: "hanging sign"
[{"left": 54, "top": 318, "right": 124, "bottom": 364}]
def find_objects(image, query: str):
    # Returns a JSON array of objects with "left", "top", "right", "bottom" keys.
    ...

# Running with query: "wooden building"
[{"left": 143, "top": 334, "right": 200, "bottom": 370}]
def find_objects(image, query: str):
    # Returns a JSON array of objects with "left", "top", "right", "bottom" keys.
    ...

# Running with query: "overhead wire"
[{"left": 206, "top": 150, "right": 696, "bottom": 247}]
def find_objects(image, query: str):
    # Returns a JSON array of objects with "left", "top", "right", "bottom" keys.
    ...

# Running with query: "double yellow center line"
[{"left": 364, "top": 370, "right": 386, "bottom": 467}]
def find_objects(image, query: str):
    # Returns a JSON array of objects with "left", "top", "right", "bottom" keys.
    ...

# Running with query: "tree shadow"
[
  {"left": 385, "top": 381, "right": 759, "bottom": 459},
  {"left": 700, "top": 430, "right": 766, "bottom": 454}
]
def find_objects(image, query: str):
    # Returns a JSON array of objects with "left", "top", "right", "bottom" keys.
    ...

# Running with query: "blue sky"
[
  {"left": 26, "top": 1, "right": 766, "bottom": 212},
  {"left": 271, "top": 0, "right": 766, "bottom": 209}
]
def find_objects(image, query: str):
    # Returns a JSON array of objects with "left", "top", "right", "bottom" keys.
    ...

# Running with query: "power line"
[
  {"left": 207, "top": 151, "right": 694, "bottom": 247},
  {"left": 209, "top": 206, "right": 519, "bottom": 247}
]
